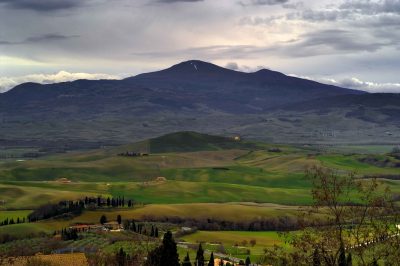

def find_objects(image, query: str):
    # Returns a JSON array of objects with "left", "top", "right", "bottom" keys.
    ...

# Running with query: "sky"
[{"left": 0, "top": 0, "right": 400, "bottom": 93}]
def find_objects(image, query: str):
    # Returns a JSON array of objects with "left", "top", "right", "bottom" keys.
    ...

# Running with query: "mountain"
[{"left": 0, "top": 60, "right": 399, "bottom": 149}]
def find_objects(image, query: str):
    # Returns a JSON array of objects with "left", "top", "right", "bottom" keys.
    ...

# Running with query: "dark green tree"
[
  {"left": 346, "top": 253, "right": 352, "bottom": 266},
  {"left": 117, "top": 214, "right": 122, "bottom": 225},
  {"left": 338, "top": 241, "right": 347, "bottom": 266},
  {"left": 161, "top": 231, "right": 179, "bottom": 266},
  {"left": 100, "top": 214, "right": 107, "bottom": 225},
  {"left": 182, "top": 252, "right": 192, "bottom": 266},
  {"left": 245, "top": 256, "right": 251, "bottom": 266},
  {"left": 196, "top": 243, "right": 205, "bottom": 266},
  {"left": 208, "top": 252, "right": 214, "bottom": 266},
  {"left": 145, "top": 246, "right": 162, "bottom": 266},
  {"left": 146, "top": 231, "right": 179, "bottom": 266},
  {"left": 116, "top": 247, "right": 126, "bottom": 266}
]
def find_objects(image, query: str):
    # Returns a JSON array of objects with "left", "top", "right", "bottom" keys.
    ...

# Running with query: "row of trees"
[
  {"left": 60, "top": 228, "right": 79, "bottom": 241},
  {"left": 0, "top": 217, "right": 26, "bottom": 226},
  {"left": 27, "top": 196, "right": 135, "bottom": 222},
  {"left": 28, "top": 200, "right": 84, "bottom": 222},
  {"left": 123, "top": 219, "right": 159, "bottom": 237},
  {"left": 85, "top": 196, "right": 134, "bottom": 208},
  {"left": 141, "top": 215, "right": 301, "bottom": 231}
]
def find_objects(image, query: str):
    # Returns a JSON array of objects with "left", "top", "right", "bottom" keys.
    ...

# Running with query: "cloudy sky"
[{"left": 0, "top": 0, "right": 399, "bottom": 92}]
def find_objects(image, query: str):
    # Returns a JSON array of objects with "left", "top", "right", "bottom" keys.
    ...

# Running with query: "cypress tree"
[
  {"left": 182, "top": 252, "right": 192, "bottom": 266},
  {"left": 338, "top": 241, "right": 347, "bottom": 266},
  {"left": 100, "top": 214, "right": 107, "bottom": 225},
  {"left": 161, "top": 231, "right": 179, "bottom": 266},
  {"left": 132, "top": 220, "right": 137, "bottom": 232},
  {"left": 196, "top": 243, "right": 205, "bottom": 266},
  {"left": 245, "top": 256, "right": 251, "bottom": 266},
  {"left": 116, "top": 247, "right": 126, "bottom": 266},
  {"left": 208, "top": 252, "right": 214, "bottom": 266},
  {"left": 145, "top": 231, "right": 179, "bottom": 266},
  {"left": 117, "top": 214, "right": 122, "bottom": 225},
  {"left": 347, "top": 253, "right": 352, "bottom": 266}
]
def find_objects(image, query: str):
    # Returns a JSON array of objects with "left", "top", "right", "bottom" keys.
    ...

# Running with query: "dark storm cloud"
[
  {"left": 239, "top": 0, "right": 289, "bottom": 6},
  {"left": 131, "top": 28, "right": 390, "bottom": 60},
  {"left": 0, "top": 34, "right": 79, "bottom": 45},
  {"left": 340, "top": 0, "right": 400, "bottom": 14},
  {"left": 26, "top": 34, "right": 79, "bottom": 42},
  {"left": 156, "top": 0, "right": 203, "bottom": 3},
  {"left": 287, "top": 29, "right": 390, "bottom": 55},
  {"left": 0, "top": 0, "right": 84, "bottom": 12}
]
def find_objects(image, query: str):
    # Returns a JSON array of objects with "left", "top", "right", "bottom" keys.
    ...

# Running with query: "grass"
[
  {"left": 0, "top": 203, "right": 303, "bottom": 239},
  {"left": 180, "top": 230, "right": 286, "bottom": 262},
  {"left": 0, "top": 183, "right": 110, "bottom": 210},
  {"left": 0, "top": 210, "right": 32, "bottom": 220}
]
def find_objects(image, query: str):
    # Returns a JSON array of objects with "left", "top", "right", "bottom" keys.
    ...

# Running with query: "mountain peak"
[{"left": 165, "top": 60, "right": 228, "bottom": 74}]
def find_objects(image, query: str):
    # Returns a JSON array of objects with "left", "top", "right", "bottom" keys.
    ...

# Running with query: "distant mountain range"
[{"left": 0, "top": 60, "right": 399, "bottom": 149}]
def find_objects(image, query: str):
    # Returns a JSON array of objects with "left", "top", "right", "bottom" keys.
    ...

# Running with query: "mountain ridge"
[{"left": 0, "top": 60, "right": 398, "bottom": 148}]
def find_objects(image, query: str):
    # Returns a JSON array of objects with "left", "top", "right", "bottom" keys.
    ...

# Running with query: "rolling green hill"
[{"left": 0, "top": 132, "right": 399, "bottom": 211}]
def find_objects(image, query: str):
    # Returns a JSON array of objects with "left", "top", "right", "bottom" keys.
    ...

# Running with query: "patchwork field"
[{"left": 0, "top": 132, "right": 399, "bottom": 264}]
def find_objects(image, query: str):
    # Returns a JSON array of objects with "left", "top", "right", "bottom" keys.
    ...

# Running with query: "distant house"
[
  {"left": 117, "top": 151, "right": 149, "bottom": 157},
  {"left": 69, "top": 224, "right": 104, "bottom": 232},
  {"left": 103, "top": 221, "right": 122, "bottom": 231},
  {"left": 56, "top": 177, "right": 71, "bottom": 184}
]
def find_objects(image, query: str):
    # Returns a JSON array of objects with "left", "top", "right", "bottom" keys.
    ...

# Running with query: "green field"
[
  {"left": 0, "top": 132, "right": 399, "bottom": 259},
  {"left": 0, "top": 210, "right": 32, "bottom": 221},
  {"left": 180, "top": 230, "right": 285, "bottom": 262}
]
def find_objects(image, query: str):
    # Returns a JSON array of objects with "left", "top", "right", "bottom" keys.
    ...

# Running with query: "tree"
[
  {"left": 117, "top": 214, "right": 122, "bottom": 225},
  {"left": 208, "top": 252, "right": 214, "bottom": 266},
  {"left": 182, "top": 252, "right": 192, "bottom": 266},
  {"left": 261, "top": 166, "right": 400, "bottom": 266},
  {"left": 346, "top": 253, "right": 352, "bottom": 266},
  {"left": 196, "top": 244, "right": 205, "bottom": 266},
  {"left": 116, "top": 247, "right": 126, "bottom": 266},
  {"left": 145, "top": 231, "right": 179, "bottom": 266},
  {"left": 312, "top": 248, "right": 321, "bottom": 266},
  {"left": 338, "top": 241, "right": 346, "bottom": 266},
  {"left": 100, "top": 214, "right": 107, "bottom": 225},
  {"left": 219, "top": 258, "right": 224, "bottom": 266},
  {"left": 106, "top": 197, "right": 111, "bottom": 206},
  {"left": 245, "top": 256, "right": 251, "bottom": 266}
]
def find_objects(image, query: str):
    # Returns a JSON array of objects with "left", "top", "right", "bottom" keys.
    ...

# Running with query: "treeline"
[
  {"left": 28, "top": 196, "right": 134, "bottom": 222},
  {"left": 28, "top": 200, "right": 84, "bottom": 222},
  {"left": 0, "top": 217, "right": 26, "bottom": 226},
  {"left": 85, "top": 196, "right": 134, "bottom": 208},
  {"left": 60, "top": 228, "right": 79, "bottom": 241},
  {"left": 141, "top": 215, "right": 302, "bottom": 231},
  {"left": 123, "top": 219, "right": 159, "bottom": 237},
  {"left": 117, "top": 152, "right": 149, "bottom": 157},
  {"left": 0, "top": 152, "right": 40, "bottom": 159}
]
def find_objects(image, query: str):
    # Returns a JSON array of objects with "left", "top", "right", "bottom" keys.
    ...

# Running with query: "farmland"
[{"left": 0, "top": 132, "right": 399, "bottom": 264}]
